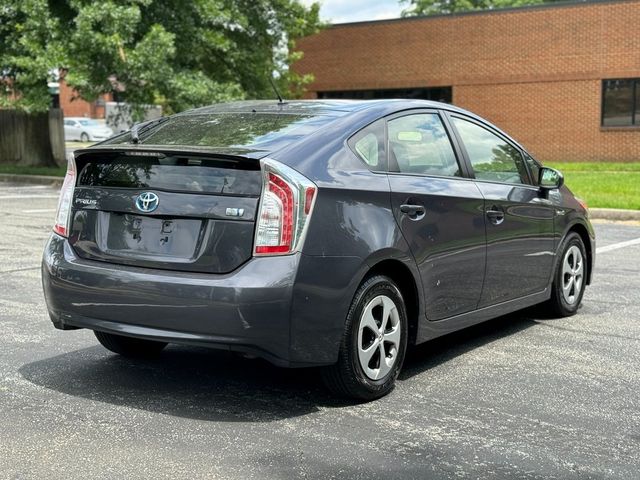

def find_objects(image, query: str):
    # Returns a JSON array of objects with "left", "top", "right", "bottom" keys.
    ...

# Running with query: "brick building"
[
  {"left": 294, "top": 0, "right": 640, "bottom": 162},
  {"left": 57, "top": 80, "right": 112, "bottom": 119}
]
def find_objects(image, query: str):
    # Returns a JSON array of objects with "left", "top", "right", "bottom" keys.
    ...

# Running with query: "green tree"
[
  {"left": 401, "top": 0, "right": 565, "bottom": 16},
  {"left": 0, "top": 0, "right": 64, "bottom": 112},
  {"left": 0, "top": 0, "right": 321, "bottom": 116}
]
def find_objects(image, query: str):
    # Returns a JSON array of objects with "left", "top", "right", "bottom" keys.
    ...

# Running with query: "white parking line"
[
  {"left": 21, "top": 209, "right": 57, "bottom": 213},
  {"left": 0, "top": 185, "right": 49, "bottom": 190},
  {"left": 0, "top": 195, "right": 60, "bottom": 200},
  {"left": 596, "top": 237, "right": 640, "bottom": 254}
]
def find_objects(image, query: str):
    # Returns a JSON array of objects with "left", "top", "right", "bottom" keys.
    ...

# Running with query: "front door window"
[{"left": 451, "top": 117, "right": 529, "bottom": 185}]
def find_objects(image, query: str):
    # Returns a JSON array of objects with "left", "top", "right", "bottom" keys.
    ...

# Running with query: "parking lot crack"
[{"left": 0, "top": 266, "right": 40, "bottom": 275}]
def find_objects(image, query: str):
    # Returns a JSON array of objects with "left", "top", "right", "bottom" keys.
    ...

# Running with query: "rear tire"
[
  {"left": 94, "top": 331, "right": 167, "bottom": 358},
  {"left": 544, "top": 232, "right": 587, "bottom": 317},
  {"left": 80, "top": 132, "right": 90, "bottom": 142},
  {"left": 321, "top": 275, "right": 408, "bottom": 401}
]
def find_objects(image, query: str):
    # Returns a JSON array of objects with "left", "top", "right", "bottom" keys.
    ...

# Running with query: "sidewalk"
[{"left": 0, "top": 174, "right": 63, "bottom": 188}]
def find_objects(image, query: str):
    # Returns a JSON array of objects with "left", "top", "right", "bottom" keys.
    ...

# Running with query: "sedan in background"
[
  {"left": 63, "top": 117, "right": 114, "bottom": 142},
  {"left": 43, "top": 100, "right": 595, "bottom": 400}
]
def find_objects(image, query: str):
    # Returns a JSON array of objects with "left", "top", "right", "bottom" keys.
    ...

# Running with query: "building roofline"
[{"left": 329, "top": 0, "right": 634, "bottom": 28}]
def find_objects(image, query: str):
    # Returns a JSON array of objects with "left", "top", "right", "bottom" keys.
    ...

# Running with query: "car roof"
[
  {"left": 178, "top": 99, "right": 469, "bottom": 117},
  {"left": 91, "top": 99, "right": 522, "bottom": 159},
  {"left": 175, "top": 99, "right": 490, "bottom": 139}
]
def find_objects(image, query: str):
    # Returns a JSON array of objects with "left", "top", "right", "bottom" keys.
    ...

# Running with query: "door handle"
[
  {"left": 486, "top": 206, "right": 505, "bottom": 225},
  {"left": 400, "top": 204, "right": 426, "bottom": 218}
]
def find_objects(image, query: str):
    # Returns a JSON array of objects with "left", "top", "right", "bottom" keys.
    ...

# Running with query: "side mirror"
[{"left": 539, "top": 167, "right": 564, "bottom": 190}]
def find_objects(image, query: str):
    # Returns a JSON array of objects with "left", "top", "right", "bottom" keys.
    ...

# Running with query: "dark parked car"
[{"left": 42, "top": 100, "right": 594, "bottom": 399}]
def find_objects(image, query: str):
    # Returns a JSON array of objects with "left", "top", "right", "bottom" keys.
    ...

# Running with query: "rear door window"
[{"left": 387, "top": 113, "right": 461, "bottom": 177}]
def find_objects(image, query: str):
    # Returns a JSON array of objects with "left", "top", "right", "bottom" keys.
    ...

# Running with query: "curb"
[
  {"left": 0, "top": 174, "right": 63, "bottom": 188},
  {"left": 1, "top": 173, "right": 639, "bottom": 221},
  {"left": 589, "top": 208, "right": 640, "bottom": 221}
]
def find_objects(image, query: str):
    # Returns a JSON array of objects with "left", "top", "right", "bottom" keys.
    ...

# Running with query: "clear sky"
[{"left": 302, "top": 0, "right": 404, "bottom": 24}]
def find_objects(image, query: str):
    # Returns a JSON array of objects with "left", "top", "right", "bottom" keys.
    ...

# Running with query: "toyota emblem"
[{"left": 135, "top": 192, "right": 159, "bottom": 213}]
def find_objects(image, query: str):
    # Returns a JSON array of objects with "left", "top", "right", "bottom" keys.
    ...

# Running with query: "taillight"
[
  {"left": 53, "top": 154, "right": 76, "bottom": 237},
  {"left": 254, "top": 159, "right": 317, "bottom": 256}
]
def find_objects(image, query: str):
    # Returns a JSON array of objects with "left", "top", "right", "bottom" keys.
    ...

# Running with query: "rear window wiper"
[{"left": 130, "top": 116, "right": 171, "bottom": 144}]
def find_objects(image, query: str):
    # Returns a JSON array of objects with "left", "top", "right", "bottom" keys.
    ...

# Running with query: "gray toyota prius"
[{"left": 42, "top": 99, "right": 595, "bottom": 400}]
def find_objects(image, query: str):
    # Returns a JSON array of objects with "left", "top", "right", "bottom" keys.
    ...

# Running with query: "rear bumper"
[{"left": 42, "top": 234, "right": 306, "bottom": 367}]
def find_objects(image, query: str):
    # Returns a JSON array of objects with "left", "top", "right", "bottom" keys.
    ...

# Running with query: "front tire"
[
  {"left": 94, "top": 331, "right": 167, "bottom": 358},
  {"left": 322, "top": 275, "right": 408, "bottom": 400},
  {"left": 80, "top": 132, "right": 90, "bottom": 142},
  {"left": 545, "top": 232, "right": 587, "bottom": 317}
]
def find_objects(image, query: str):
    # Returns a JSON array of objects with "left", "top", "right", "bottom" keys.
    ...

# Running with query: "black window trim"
[
  {"left": 345, "top": 108, "right": 542, "bottom": 188},
  {"left": 345, "top": 117, "right": 389, "bottom": 173},
  {"left": 601, "top": 78, "right": 640, "bottom": 128},
  {"left": 521, "top": 150, "right": 543, "bottom": 187},
  {"left": 445, "top": 112, "right": 537, "bottom": 188}
]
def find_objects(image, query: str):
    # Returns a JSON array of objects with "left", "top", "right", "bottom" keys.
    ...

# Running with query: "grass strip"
[{"left": 546, "top": 162, "right": 640, "bottom": 210}]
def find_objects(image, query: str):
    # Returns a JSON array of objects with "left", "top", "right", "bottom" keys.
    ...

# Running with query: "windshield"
[
  {"left": 79, "top": 120, "right": 100, "bottom": 126},
  {"left": 102, "top": 112, "right": 339, "bottom": 151}
]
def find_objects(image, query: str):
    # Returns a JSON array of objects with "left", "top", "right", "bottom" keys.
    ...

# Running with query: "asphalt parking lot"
[{"left": 1, "top": 182, "right": 639, "bottom": 479}]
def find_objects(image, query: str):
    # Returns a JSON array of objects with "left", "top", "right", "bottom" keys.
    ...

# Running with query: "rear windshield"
[
  {"left": 78, "top": 154, "right": 262, "bottom": 196},
  {"left": 102, "top": 113, "right": 338, "bottom": 151}
]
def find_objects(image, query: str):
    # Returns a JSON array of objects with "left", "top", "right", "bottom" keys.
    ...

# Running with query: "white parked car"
[{"left": 63, "top": 117, "right": 114, "bottom": 142}]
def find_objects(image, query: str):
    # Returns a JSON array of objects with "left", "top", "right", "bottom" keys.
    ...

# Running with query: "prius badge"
[{"left": 135, "top": 192, "right": 159, "bottom": 213}]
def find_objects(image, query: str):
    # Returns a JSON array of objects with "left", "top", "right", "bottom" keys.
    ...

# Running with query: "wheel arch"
[
  {"left": 565, "top": 221, "right": 593, "bottom": 285},
  {"left": 364, "top": 258, "right": 422, "bottom": 346}
]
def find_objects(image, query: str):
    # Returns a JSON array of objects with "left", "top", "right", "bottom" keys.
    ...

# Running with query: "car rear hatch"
[{"left": 69, "top": 149, "right": 261, "bottom": 273}]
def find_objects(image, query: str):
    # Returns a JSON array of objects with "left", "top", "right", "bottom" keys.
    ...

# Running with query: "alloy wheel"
[
  {"left": 357, "top": 294, "right": 401, "bottom": 380},
  {"left": 561, "top": 245, "right": 584, "bottom": 305}
]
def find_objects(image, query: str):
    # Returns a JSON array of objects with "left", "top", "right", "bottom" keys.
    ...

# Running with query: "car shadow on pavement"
[
  {"left": 19, "top": 344, "right": 332, "bottom": 422},
  {"left": 20, "top": 308, "right": 542, "bottom": 422},
  {"left": 400, "top": 307, "right": 540, "bottom": 381}
]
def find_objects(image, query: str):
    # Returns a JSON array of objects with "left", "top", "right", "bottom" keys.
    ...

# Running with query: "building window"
[
  {"left": 318, "top": 86, "right": 452, "bottom": 103},
  {"left": 602, "top": 79, "right": 640, "bottom": 127}
]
